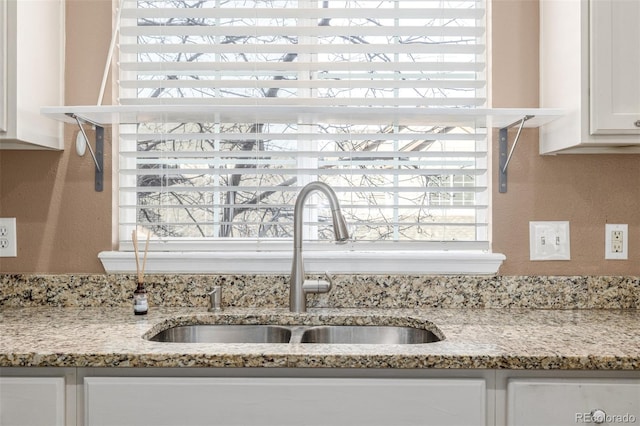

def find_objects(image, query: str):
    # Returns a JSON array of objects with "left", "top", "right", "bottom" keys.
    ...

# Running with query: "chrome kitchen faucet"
[{"left": 289, "top": 181, "right": 350, "bottom": 313}]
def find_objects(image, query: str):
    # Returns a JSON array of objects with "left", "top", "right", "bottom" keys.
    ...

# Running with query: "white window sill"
[{"left": 98, "top": 250, "right": 505, "bottom": 275}]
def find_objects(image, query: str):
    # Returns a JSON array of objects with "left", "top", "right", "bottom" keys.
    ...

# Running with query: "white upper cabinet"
[
  {"left": 590, "top": 0, "right": 640, "bottom": 135},
  {"left": 540, "top": 0, "right": 640, "bottom": 154},
  {"left": 0, "top": 0, "right": 65, "bottom": 150}
]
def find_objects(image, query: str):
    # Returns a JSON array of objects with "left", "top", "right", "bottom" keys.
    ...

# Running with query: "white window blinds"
[{"left": 117, "top": 0, "right": 487, "bottom": 250}]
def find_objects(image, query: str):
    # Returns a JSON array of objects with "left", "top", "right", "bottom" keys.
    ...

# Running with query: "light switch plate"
[{"left": 529, "top": 221, "right": 570, "bottom": 261}]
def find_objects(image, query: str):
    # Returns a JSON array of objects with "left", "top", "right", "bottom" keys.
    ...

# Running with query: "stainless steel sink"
[
  {"left": 147, "top": 324, "right": 442, "bottom": 344},
  {"left": 148, "top": 325, "right": 292, "bottom": 343},
  {"left": 300, "top": 325, "right": 441, "bottom": 344}
]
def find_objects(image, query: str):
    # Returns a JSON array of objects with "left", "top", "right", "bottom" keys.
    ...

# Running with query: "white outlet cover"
[
  {"left": 605, "top": 223, "right": 628, "bottom": 260},
  {"left": 529, "top": 221, "right": 571, "bottom": 261},
  {"left": 0, "top": 217, "right": 17, "bottom": 257}
]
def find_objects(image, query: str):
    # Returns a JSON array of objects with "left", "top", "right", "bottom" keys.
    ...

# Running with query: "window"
[{"left": 101, "top": 0, "right": 504, "bottom": 274}]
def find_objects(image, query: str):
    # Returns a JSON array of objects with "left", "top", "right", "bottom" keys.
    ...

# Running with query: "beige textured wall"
[
  {"left": 0, "top": 0, "right": 113, "bottom": 273},
  {"left": 0, "top": 0, "right": 639, "bottom": 275},
  {"left": 491, "top": 0, "right": 640, "bottom": 275}
]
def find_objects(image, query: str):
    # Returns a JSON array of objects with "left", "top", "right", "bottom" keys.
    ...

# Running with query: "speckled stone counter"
[
  {"left": 1, "top": 274, "right": 638, "bottom": 370},
  {"left": 2, "top": 274, "right": 639, "bottom": 309},
  {"left": 1, "top": 307, "right": 638, "bottom": 370}
]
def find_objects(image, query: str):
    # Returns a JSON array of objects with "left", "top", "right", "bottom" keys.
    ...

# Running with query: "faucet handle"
[
  {"left": 208, "top": 286, "right": 222, "bottom": 312},
  {"left": 302, "top": 272, "right": 334, "bottom": 294},
  {"left": 324, "top": 272, "right": 335, "bottom": 286}
]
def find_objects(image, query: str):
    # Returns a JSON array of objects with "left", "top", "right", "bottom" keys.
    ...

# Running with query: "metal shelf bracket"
[
  {"left": 498, "top": 115, "right": 534, "bottom": 193},
  {"left": 70, "top": 114, "right": 104, "bottom": 192}
]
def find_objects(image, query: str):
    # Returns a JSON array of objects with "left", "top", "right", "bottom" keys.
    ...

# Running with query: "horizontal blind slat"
[
  {"left": 121, "top": 203, "right": 489, "bottom": 210},
  {"left": 120, "top": 133, "right": 484, "bottom": 142},
  {"left": 121, "top": 7, "right": 485, "bottom": 20},
  {"left": 120, "top": 79, "right": 485, "bottom": 90},
  {"left": 121, "top": 25, "right": 484, "bottom": 38},
  {"left": 115, "top": 241, "right": 491, "bottom": 252},
  {"left": 118, "top": 97, "right": 487, "bottom": 107},
  {"left": 120, "top": 43, "right": 485, "bottom": 55},
  {"left": 121, "top": 185, "right": 487, "bottom": 193},
  {"left": 121, "top": 221, "right": 486, "bottom": 227},
  {"left": 120, "top": 61, "right": 485, "bottom": 73},
  {"left": 123, "top": 168, "right": 487, "bottom": 176}
]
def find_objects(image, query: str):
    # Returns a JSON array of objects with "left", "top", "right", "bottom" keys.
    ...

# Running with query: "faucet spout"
[{"left": 290, "top": 181, "right": 349, "bottom": 313}]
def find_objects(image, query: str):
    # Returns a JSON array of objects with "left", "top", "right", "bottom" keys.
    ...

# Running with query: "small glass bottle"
[{"left": 133, "top": 282, "right": 148, "bottom": 315}]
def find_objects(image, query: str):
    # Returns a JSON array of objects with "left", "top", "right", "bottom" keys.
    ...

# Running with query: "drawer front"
[
  {"left": 508, "top": 378, "right": 640, "bottom": 425},
  {"left": 0, "top": 376, "right": 66, "bottom": 426},
  {"left": 85, "top": 377, "right": 486, "bottom": 426}
]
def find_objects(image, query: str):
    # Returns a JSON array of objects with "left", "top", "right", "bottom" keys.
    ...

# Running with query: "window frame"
[{"left": 99, "top": 0, "right": 504, "bottom": 275}]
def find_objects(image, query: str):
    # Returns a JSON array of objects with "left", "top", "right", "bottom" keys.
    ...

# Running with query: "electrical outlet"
[
  {"left": 0, "top": 218, "right": 17, "bottom": 257},
  {"left": 529, "top": 221, "right": 571, "bottom": 261},
  {"left": 605, "top": 224, "right": 628, "bottom": 260}
]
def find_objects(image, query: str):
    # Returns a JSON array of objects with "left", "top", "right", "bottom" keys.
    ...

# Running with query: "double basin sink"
[{"left": 147, "top": 324, "right": 441, "bottom": 345}]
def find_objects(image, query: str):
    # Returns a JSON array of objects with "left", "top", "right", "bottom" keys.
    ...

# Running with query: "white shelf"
[
  {"left": 41, "top": 105, "right": 563, "bottom": 129},
  {"left": 41, "top": 104, "right": 563, "bottom": 193}
]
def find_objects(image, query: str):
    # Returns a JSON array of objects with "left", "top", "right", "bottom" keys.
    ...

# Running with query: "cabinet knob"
[
  {"left": 635, "top": 120, "right": 640, "bottom": 128},
  {"left": 591, "top": 409, "right": 607, "bottom": 424}
]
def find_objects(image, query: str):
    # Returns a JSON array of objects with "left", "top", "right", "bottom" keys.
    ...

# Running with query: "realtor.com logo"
[{"left": 576, "top": 409, "right": 637, "bottom": 424}]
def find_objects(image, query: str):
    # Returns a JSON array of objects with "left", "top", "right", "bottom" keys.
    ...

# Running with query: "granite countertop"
[{"left": 1, "top": 306, "right": 638, "bottom": 370}]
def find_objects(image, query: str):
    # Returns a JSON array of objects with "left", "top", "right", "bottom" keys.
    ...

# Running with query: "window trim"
[{"left": 98, "top": 249, "right": 505, "bottom": 275}]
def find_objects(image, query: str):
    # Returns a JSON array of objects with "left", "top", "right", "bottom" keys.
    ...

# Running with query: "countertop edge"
[{"left": 1, "top": 354, "right": 639, "bottom": 370}]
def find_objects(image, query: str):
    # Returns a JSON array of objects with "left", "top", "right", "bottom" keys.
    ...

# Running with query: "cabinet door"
[
  {"left": 0, "top": 0, "right": 6, "bottom": 134},
  {"left": 0, "top": 377, "right": 66, "bottom": 426},
  {"left": 0, "top": 0, "right": 64, "bottom": 149},
  {"left": 507, "top": 378, "right": 640, "bottom": 425},
  {"left": 590, "top": 0, "right": 640, "bottom": 135},
  {"left": 85, "top": 377, "right": 486, "bottom": 426}
]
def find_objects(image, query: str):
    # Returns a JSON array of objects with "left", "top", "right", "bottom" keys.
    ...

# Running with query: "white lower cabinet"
[
  {"left": 83, "top": 377, "right": 486, "bottom": 426},
  {"left": 2, "top": 368, "right": 640, "bottom": 426},
  {"left": 507, "top": 378, "right": 640, "bottom": 426},
  {"left": 0, "top": 376, "right": 66, "bottom": 426}
]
